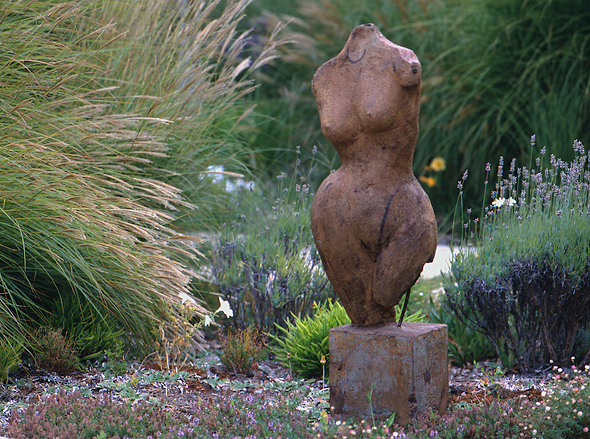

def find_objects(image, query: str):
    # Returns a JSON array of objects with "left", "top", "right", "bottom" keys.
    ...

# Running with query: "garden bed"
[{"left": 1, "top": 353, "right": 553, "bottom": 438}]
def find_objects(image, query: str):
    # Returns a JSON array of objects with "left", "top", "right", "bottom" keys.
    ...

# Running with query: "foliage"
[
  {"left": 242, "top": 0, "right": 440, "bottom": 189},
  {"left": 153, "top": 295, "right": 236, "bottom": 373},
  {"left": 100, "top": 342, "right": 129, "bottom": 377},
  {"left": 4, "top": 385, "right": 319, "bottom": 439},
  {"left": 4, "top": 359, "right": 590, "bottom": 438},
  {"left": 528, "top": 363, "right": 590, "bottom": 439},
  {"left": 428, "top": 297, "right": 496, "bottom": 366},
  {"left": 49, "top": 295, "right": 124, "bottom": 361},
  {"left": 219, "top": 325, "right": 268, "bottom": 374},
  {"left": 270, "top": 299, "right": 424, "bottom": 379},
  {"left": 5, "top": 390, "right": 183, "bottom": 439},
  {"left": 87, "top": 0, "right": 288, "bottom": 229},
  {"left": 27, "top": 328, "right": 81, "bottom": 374},
  {"left": 270, "top": 299, "right": 348, "bottom": 379},
  {"left": 0, "top": 339, "right": 23, "bottom": 381},
  {"left": 444, "top": 139, "right": 590, "bottom": 371},
  {"left": 153, "top": 293, "right": 205, "bottom": 373},
  {"left": 212, "top": 160, "right": 334, "bottom": 333},
  {"left": 418, "top": 0, "right": 590, "bottom": 215},
  {"left": 0, "top": 0, "right": 280, "bottom": 358},
  {"left": 244, "top": 0, "right": 590, "bottom": 219},
  {"left": 0, "top": 0, "right": 198, "bottom": 354}
]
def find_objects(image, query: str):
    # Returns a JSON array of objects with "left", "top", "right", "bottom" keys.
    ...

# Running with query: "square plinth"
[{"left": 329, "top": 322, "right": 448, "bottom": 425}]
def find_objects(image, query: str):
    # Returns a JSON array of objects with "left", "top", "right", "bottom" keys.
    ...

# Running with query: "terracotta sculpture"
[{"left": 311, "top": 23, "right": 437, "bottom": 327}]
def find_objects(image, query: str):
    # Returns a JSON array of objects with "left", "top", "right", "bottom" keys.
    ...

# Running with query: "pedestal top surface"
[{"left": 331, "top": 322, "right": 447, "bottom": 338}]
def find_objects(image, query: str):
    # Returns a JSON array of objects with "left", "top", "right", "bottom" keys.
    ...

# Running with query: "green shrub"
[
  {"left": 444, "top": 139, "right": 590, "bottom": 371},
  {"left": 427, "top": 297, "right": 496, "bottom": 366},
  {"left": 48, "top": 295, "right": 124, "bottom": 361},
  {"left": 270, "top": 299, "right": 425, "bottom": 379},
  {"left": 212, "top": 162, "right": 334, "bottom": 333}
]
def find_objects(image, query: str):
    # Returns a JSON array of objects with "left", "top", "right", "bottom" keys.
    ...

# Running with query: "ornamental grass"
[{"left": 0, "top": 0, "right": 282, "bottom": 364}]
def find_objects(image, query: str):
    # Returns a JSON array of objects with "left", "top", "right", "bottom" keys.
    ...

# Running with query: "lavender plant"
[
  {"left": 212, "top": 151, "right": 334, "bottom": 333},
  {"left": 444, "top": 137, "right": 590, "bottom": 371}
]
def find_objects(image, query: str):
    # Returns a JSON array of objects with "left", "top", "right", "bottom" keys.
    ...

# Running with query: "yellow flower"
[
  {"left": 419, "top": 176, "right": 436, "bottom": 187},
  {"left": 320, "top": 355, "right": 326, "bottom": 364},
  {"left": 429, "top": 156, "right": 446, "bottom": 172}
]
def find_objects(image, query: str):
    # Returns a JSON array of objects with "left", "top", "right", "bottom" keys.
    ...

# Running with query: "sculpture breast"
[{"left": 310, "top": 23, "right": 437, "bottom": 327}]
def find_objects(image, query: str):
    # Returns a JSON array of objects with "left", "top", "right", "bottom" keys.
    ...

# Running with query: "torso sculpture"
[{"left": 311, "top": 23, "right": 437, "bottom": 327}]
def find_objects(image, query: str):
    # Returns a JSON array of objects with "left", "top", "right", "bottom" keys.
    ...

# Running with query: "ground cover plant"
[
  {"left": 444, "top": 138, "right": 590, "bottom": 372},
  {"left": 4, "top": 354, "right": 590, "bottom": 438}
]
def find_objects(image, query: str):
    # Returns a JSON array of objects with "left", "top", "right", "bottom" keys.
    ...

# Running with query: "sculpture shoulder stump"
[{"left": 310, "top": 23, "right": 437, "bottom": 327}]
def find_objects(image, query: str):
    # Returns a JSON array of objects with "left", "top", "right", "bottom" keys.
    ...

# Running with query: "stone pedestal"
[{"left": 329, "top": 322, "right": 448, "bottom": 425}]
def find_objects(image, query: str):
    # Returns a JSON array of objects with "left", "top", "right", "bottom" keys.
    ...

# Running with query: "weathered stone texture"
[
  {"left": 311, "top": 23, "right": 437, "bottom": 326},
  {"left": 329, "top": 322, "right": 448, "bottom": 425}
]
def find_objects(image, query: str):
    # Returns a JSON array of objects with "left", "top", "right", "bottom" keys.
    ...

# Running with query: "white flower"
[
  {"left": 217, "top": 297, "right": 234, "bottom": 318},
  {"left": 179, "top": 292, "right": 196, "bottom": 305},
  {"left": 492, "top": 198, "right": 505, "bottom": 208},
  {"left": 491, "top": 197, "right": 516, "bottom": 208},
  {"left": 204, "top": 315, "right": 213, "bottom": 326}
]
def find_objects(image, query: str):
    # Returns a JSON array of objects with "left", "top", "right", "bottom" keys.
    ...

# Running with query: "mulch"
[{"left": 448, "top": 362, "right": 547, "bottom": 405}]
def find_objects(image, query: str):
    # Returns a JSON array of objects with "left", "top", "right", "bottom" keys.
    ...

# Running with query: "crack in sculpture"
[{"left": 310, "top": 23, "right": 437, "bottom": 327}]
